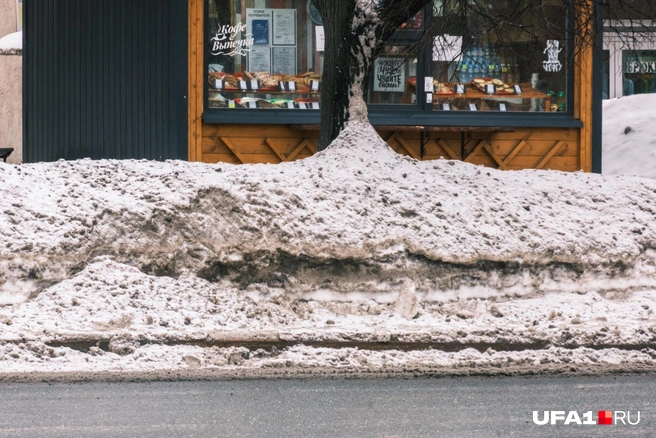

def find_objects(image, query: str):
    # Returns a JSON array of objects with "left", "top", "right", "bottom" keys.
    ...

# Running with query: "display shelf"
[
  {"left": 407, "top": 78, "right": 552, "bottom": 111},
  {"left": 208, "top": 89, "right": 321, "bottom": 95}
]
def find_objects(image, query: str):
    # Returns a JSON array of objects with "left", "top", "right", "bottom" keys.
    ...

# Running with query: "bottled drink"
[
  {"left": 512, "top": 56, "right": 520, "bottom": 82},
  {"left": 493, "top": 55, "right": 501, "bottom": 80},
  {"left": 459, "top": 58, "right": 469, "bottom": 83},
  {"left": 472, "top": 54, "right": 482, "bottom": 77},
  {"left": 501, "top": 63, "right": 508, "bottom": 83}
]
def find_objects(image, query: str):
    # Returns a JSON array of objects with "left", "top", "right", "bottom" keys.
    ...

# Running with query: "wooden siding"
[
  {"left": 199, "top": 123, "right": 581, "bottom": 172},
  {"left": 575, "top": 0, "right": 595, "bottom": 173},
  {"left": 188, "top": 0, "right": 204, "bottom": 162}
]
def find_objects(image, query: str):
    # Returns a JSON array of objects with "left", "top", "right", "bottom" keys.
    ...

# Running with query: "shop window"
[
  {"left": 206, "top": 0, "right": 323, "bottom": 110},
  {"left": 426, "top": 0, "right": 569, "bottom": 112},
  {"left": 205, "top": 0, "right": 573, "bottom": 116},
  {"left": 622, "top": 50, "right": 656, "bottom": 96}
]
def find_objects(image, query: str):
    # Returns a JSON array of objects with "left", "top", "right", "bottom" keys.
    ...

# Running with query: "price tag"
[
  {"left": 298, "top": 102, "right": 308, "bottom": 109},
  {"left": 513, "top": 84, "right": 523, "bottom": 94},
  {"left": 311, "top": 102, "right": 320, "bottom": 110},
  {"left": 239, "top": 80, "right": 248, "bottom": 90},
  {"left": 278, "top": 81, "right": 286, "bottom": 91},
  {"left": 499, "top": 103, "right": 507, "bottom": 112},
  {"left": 424, "top": 77, "right": 435, "bottom": 93},
  {"left": 289, "top": 81, "right": 296, "bottom": 91},
  {"left": 442, "top": 103, "right": 451, "bottom": 111},
  {"left": 250, "top": 80, "right": 259, "bottom": 90},
  {"left": 484, "top": 84, "right": 496, "bottom": 94},
  {"left": 310, "top": 80, "right": 320, "bottom": 91},
  {"left": 248, "top": 101, "right": 257, "bottom": 109},
  {"left": 468, "top": 103, "right": 478, "bottom": 111},
  {"left": 213, "top": 79, "right": 224, "bottom": 90},
  {"left": 455, "top": 84, "right": 466, "bottom": 94},
  {"left": 228, "top": 100, "right": 236, "bottom": 109},
  {"left": 287, "top": 101, "right": 295, "bottom": 109}
]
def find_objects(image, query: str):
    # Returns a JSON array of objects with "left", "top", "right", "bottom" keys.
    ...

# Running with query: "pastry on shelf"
[
  {"left": 433, "top": 80, "right": 452, "bottom": 94},
  {"left": 208, "top": 71, "right": 238, "bottom": 88},
  {"left": 471, "top": 77, "right": 515, "bottom": 94},
  {"left": 252, "top": 71, "right": 279, "bottom": 88}
]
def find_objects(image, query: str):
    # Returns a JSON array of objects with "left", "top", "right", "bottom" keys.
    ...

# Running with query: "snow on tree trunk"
[
  {"left": 313, "top": 0, "right": 431, "bottom": 151},
  {"left": 347, "top": 1, "right": 381, "bottom": 125}
]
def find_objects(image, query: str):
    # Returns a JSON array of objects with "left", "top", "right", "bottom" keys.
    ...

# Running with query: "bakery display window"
[
  {"left": 206, "top": 0, "right": 323, "bottom": 110},
  {"left": 426, "top": 0, "right": 569, "bottom": 112},
  {"left": 205, "top": 0, "right": 573, "bottom": 115}
]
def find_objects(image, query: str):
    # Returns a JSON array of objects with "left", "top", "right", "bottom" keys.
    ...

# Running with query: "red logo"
[{"left": 598, "top": 411, "right": 613, "bottom": 425}]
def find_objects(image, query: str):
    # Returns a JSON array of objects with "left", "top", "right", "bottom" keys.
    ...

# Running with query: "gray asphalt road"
[{"left": 0, "top": 375, "right": 653, "bottom": 437}]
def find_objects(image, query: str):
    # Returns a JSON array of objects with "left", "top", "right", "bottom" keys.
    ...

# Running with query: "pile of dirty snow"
[{"left": 0, "top": 120, "right": 656, "bottom": 378}]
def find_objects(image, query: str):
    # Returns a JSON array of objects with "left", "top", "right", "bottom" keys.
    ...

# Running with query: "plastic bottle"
[
  {"left": 460, "top": 57, "right": 470, "bottom": 83},
  {"left": 472, "top": 53, "right": 482, "bottom": 77},
  {"left": 512, "top": 56, "right": 520, "bottom": 82},
  {"left": 493, "top": 54, "right": 501, "bottom": 80},
  {"left": 484, "top": 44, "right": 493, "bottom": 78},
  {"left": 501, "top": 58, "right": 509, "bottom": 83}
]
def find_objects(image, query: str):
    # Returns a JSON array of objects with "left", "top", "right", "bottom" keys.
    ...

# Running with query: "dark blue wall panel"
[{"left": 24, "top": 0, "right": 188, "bottom": 162}]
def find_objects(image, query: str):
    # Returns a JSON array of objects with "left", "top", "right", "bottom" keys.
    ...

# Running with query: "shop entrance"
[{"left": 24, "top": 0, "right": 188, "bottom": 162}]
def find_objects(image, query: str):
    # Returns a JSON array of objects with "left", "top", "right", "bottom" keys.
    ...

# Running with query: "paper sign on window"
[
  {"left": 374, "top": 58, "right": 406, "bottom": 93},
  {"left": 432, "top": 34, "right": 462, "bottom": 62},
  {"left": 315, "top": 26, "right": 325, "bottom": 52}
]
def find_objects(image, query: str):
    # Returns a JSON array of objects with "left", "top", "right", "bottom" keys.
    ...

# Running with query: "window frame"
[{"left": 202, "top": 1, "right": 581, "bottom": 129}]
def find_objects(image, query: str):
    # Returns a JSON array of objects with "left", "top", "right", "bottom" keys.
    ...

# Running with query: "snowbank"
[
  {"left": 0, "top": 31, "right": 22, "bottom": 52},
  {"left": 603, "top": 94, "right": 656, "bottom": 178},
  {"left": 1, "top": 120, "right": 655, "bottom": 377}
]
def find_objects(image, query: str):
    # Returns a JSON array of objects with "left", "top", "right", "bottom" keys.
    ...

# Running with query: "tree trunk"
[
  {"left": 312, "top": 0, "right": 355, "bottom": 150},
  {"left": 312, "top": 0, "right": 432, "bottom": 151}
]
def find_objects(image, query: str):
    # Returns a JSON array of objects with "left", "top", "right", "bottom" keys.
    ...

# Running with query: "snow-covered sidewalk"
[{"left": 1, "top": 116, "right": 656, "bottom": 380}]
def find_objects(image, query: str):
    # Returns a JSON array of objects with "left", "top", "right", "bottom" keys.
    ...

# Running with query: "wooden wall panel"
[
  {"left": 188, "top": 0, "right": 204, "bottom": 162},
  {"left": 574, "top": 0, "right": 594, "bottom": 172},
  {"left": 200, "top": 123, "right": 582, "bottom": 171}
]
